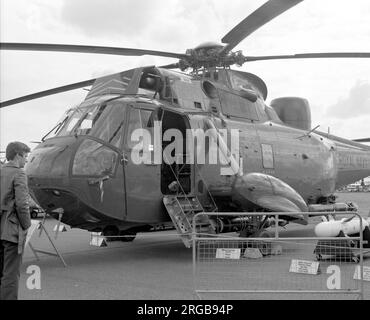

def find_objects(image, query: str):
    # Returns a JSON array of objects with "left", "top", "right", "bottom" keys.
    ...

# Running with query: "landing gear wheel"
[
  {"left": 103, "top": 227, "right": 120, "bottom": 242},
  {"left": 31, "top": 210, "right": 38, "bottom": 219}
]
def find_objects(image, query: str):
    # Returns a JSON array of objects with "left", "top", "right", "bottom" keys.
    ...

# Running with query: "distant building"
[{"left": 341, "top": 176, "right": 370, "bottom": 192}]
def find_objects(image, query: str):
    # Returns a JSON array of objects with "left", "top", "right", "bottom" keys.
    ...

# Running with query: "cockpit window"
[
  {"left": 75, "top": 104, "right": 102, "bottom": 135},
  {"left": 126, "top": 107, "right": 153, "bottom": 149},
  {"left": 45, "top": 107, "right": 85, "bottom": 139},
  {"left": 50, "top": 102, "right": 127, "bottom": 149},
  {"left": 88, "top": 102, "right": 126, "bottom": 149},
  {"left": 56, "top": 102, "right": 124, "bottom": 148},
  {"left": 72, "top": 139, "right": 118, "bottom": 177}
]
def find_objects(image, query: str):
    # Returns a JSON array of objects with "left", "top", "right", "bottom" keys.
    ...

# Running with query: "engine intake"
[{"left": 270, "top": 97, "right": 311, "bottom": 131}]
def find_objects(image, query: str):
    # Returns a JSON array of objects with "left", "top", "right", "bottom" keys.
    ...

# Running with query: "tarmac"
[
  {"left": 19, "top": 192, "right": 370, "bottom": 300},
  {"left": 21, "top": 224, "right": 195, "bottom": 300}
]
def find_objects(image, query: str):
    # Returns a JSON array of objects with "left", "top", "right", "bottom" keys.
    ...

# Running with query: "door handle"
[
  {"left": 120, "top": 154, "right": 129, "bottom": 165},
  {"left": 88, "top": 175, "right": 110, "bottom": 203},
  {"left": 88, "top": 175, "right": 110, "bottom": 186}
]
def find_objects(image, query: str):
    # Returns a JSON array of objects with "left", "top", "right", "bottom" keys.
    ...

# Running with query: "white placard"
[
  {"left": 53, "top": 224, "right": 67, "bottom": 232},
  {"left": 353, "top": 266, "right": 370, "bottom": 281},
  {"left": 25, "top": 220, "right": 41, "bottom": 247},
  {"left": 289, "top": 259, "right": 320, "bottom": 275},
  {"left": 90, "top": 232, "right": 107, "bottom": 247},
  {"left": 216, "top": 248, "right": 241, "bottom": 260}
]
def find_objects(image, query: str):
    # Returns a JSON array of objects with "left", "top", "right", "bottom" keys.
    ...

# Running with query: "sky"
[{"left": 1, "top": 0, "right": 370, "bottom": 151}]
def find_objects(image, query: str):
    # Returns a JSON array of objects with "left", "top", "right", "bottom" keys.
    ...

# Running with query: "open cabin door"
[{"left": 160, "top": 110, "right": 193, "bottom": 195}]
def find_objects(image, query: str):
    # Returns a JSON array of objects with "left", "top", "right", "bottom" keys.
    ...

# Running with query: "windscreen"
[
  {"left": 43, "top": 107, "right": 86, "bottom": 140},
  {"left": 74, "top": 102, "right": 126, "bottom": 149},
  {"left": 49, "top": 102, "right": 126, "bottom": 149}
]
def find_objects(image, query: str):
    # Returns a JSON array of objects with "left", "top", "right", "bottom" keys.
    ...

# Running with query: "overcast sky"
[{"left": 1, "top": 0, "right": 370, "bottom": 151}]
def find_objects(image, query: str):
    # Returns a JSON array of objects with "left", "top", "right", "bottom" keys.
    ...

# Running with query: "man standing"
[{"left": 0, "top": 142, "right": 31, "bottom": 300}]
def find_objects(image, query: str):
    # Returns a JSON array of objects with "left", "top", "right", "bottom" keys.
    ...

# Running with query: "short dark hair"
[{"left": 6, "top": 141, "right": 31, "bottom": 161}]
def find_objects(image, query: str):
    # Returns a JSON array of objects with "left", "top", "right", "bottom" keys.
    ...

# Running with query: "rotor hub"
[{"left": 181, "top": 42, "right": 247, "bottom": 71}]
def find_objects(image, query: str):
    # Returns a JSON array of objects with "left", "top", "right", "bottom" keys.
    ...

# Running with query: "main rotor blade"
[
  {"left": 0, "top": 79, "right": 96, "bottom": 108},
  {"left": 0, "top": 43, "right": 187, "bottom": 60},
  {"left": 353, "top": 138, "right": 370, "bottom": 143},
  {"left": 159, "top": 63, "right": 180, "bottom": 69},
  {"left": 244, "top": 52, "right": 370, "bottom": 62},
  {"left": 221, "top": 0, "right": 303, "bottom": 53}
]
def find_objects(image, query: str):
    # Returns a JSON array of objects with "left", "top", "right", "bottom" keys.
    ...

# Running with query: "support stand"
[{"left": 26, "top": 218, "right": 67, "bottom": 267}]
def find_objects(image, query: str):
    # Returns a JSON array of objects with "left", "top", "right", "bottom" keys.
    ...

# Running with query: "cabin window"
[
  {"left": 194, "top": 102, "right": 202, "bottom": 109},
  {"left": 218, "top": 90, "right": 259, "bottom": 121},
  {"left": 72, "top": 139, "right": 118, "bottom": 177},
  {"left": 171, "top": 80, "right": 208, "bottom": 110}
]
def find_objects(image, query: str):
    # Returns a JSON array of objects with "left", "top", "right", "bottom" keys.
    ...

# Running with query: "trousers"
[{"left": 0, "top": 240, "right": 22, "bottom": 300}]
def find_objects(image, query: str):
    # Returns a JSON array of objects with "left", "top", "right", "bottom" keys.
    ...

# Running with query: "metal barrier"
[{"left": 192, "top": 212, "right": 366, "bottom": 300}]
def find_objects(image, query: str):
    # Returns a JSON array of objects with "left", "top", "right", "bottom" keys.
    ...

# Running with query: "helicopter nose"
[
  {"left": 26, "top": 136, "right": 76, "bottom": 178},
  {"left": 25, "top": 137, "right": 119, "bottom": 227},
  {"left": 26, "top": 137, "right": 77, "bottom": 213},
  {"left": 26, "top": 137, "right": 79, "bottom": 221}
]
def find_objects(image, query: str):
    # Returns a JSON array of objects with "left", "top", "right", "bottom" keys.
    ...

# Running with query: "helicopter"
[{"left": 1, "top": 0, "right": 370, "bottom": 245}]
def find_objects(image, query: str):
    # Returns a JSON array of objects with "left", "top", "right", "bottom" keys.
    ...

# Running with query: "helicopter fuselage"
[{"left": 25, "top": 67, "right": 370, "bottom": 233}]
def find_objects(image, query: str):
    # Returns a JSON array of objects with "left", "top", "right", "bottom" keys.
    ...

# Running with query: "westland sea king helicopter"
[{"left": 1, "top": 0, "right": 370, "bottom": 246}]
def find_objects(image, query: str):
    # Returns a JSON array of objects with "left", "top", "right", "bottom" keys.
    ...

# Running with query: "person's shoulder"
[
  {"left": 0, "top": 163, "right": 17, "bottom": 173},
  {"left": 2, "top": 161, "right": 19, "bottom": 168},
  {"left": 2, "top": 164, "right": 25, "bottom": 176}
]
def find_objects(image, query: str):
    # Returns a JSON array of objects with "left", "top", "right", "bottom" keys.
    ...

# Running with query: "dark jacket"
[{"left": 0, "top": 161, "right": 31, "bottom": 253}]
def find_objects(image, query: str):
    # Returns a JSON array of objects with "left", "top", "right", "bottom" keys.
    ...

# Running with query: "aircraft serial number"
[{"left": 181, "top": 304, "right": 233, "bottom": 315}]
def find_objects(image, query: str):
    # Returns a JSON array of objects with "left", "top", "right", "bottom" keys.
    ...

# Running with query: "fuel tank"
[
  {"left": 232, "top": 173, "right": 308, "bottom": 222},
  {"left": 315, "top": 217, "right": 370, "bottom": 237}
]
